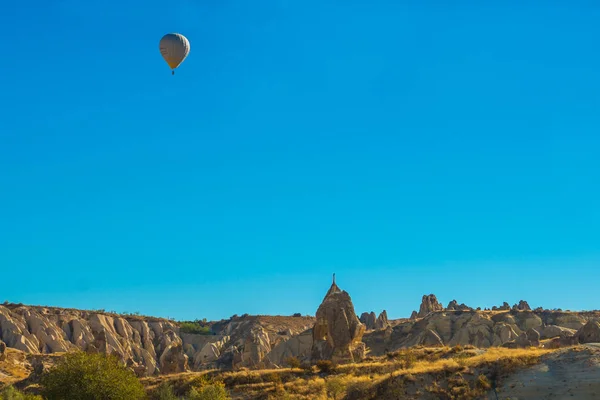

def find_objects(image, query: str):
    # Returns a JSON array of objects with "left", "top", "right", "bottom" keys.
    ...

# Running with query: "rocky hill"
[
  {"left": 0, "top": 303, "right": 313, "bottom": 378},
  {"left": 1, "top": 285, "right": 600, "bottom": 385}
]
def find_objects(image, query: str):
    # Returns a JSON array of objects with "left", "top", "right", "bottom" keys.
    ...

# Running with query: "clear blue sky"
[{"left": 1, "top": 1, "right": 599, "bottom": 321}]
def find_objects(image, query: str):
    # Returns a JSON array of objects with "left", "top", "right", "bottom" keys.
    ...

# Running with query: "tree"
[{"left": 40, "top": 351, "right": 147, "bottom": 400}]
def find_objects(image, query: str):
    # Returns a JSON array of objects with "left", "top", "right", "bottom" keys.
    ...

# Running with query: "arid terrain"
[{"left": 2, "top": 280, "right": 600, "bottom": 399}]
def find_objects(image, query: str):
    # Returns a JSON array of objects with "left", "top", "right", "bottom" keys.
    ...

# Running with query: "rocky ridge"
[
  {"left": 0, "top": 304, "right": 313, "bottom": 377},
  {"left": 2, "top": 289, "right": 599, "bottom": 379}
]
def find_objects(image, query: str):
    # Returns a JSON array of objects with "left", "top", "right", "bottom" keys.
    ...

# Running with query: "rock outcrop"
[
  {"left": 446, "top": 300, "right": 473, "bottom": 311},
  {"left": 363, "top": 309, "right": 600, "bottom": 354},
  {"left": 0, "top": 340, "right": 6, "bottom": 361},
  {"left": 504, "top": 328, "right": 541, "bottom": 348},
  {"left": 418, "top": 295, "right": 443, "bottom": 317},
  {"left": 311, "top": 278, "right": 366, "bottom": 364},
  {"left": 0, "top": 304, "right": 314, "bottom": 376},
  {"left": 575, "top": 321, "right": 600, "bottom": 344},
  {"left": 493, "top": 302, "right": 511, "bottom": 311},
  {"left": 359, "top": 312, "right": 377, "bottom": 330},
  {"left": 513, "top": 300, "right": 532, "bottom": 311},
  {"left": 538, "top": 325, "right": 577, "bottom": 340},
  {"left": 410, "top": 311, "right": 418, "bottom": 320},
  {"left": 266, "top": 329, "right": 313, "bottom": 366},
  {"left": 360, "top": 311, "right": 389, "bottom": 330},
  {"left": 375, "top": 310, "right": 389, "bottom": 330}
]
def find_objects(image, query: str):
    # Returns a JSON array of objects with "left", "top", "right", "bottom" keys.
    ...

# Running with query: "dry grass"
[
  {"left": 141, "top": 345, "right": 555, "bottom": 399},
  {"left": 0, "top": 349, "right": 31, "bottom": 385}
]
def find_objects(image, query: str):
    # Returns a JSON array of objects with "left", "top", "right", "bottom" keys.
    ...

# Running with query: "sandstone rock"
[
  {"left": 446, "top": 300, "right": 472, "bottom": 311},
  {"left": 526, "top": 328, "right": 541, "bottom": 346},
  {"left": 0, "top": 306, "right": 39, "bottom": 353},
  {"left": 237, "top": 325, "right": 271, "bottom": 368},
  {"left": 493, "top": 323, "right": 519, "bottom": 346},
  {"left": 158, "top": 335, "right": 189, "bottom": 374},
  {"left": 418, "top": 294, "right": 443, "bottom": 318},
  {"left": 544, "top": 334, "right": 579, "bottom": 349},
  {"left": 410, "top": 311, "right": 418, "bottom": 320},
  {"left": 0, "top": 340, "right": 6, "bottom": 361},
  {"left": 575, "top": 321, "right": 600, "bottom": 344},
  {"left": 420, "top": 329, "right": 443, "bottom": 346},
  {"left": 504, "top": 328, "right": 540, "bottom": 348},
  {"left": 513, "top": 300, "right": 531, "bottom": 311},
  {"left": 539, "top": 325, "right": 577, "bottom": 340},
  {"left": 360, "top": 312, "right": 377, "bottom": 330},
  {"left": 193, "top": 337, "right": 230, "bottom": 367},
  {"left": 311, "top": 278, "right": 366, "bottom": 364},
  {"left": 552, "top": 314, "right": 588, "bottom": 330},
  {"left": 267, "top": 329, "right": 313, "bottom": 367},
  {"left": 375, "top": 311, "right": 389, "bottom": 330}
]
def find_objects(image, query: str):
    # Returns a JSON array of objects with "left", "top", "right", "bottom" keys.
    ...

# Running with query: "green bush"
[
  {"left": 0, "top": 385, "right": 42, "bottom": 400},
  {"left": 40, "top": 351, "right": 147, "bottom": 400},
  {"left": 179, "top": 322, "right": 212, "bottom": 335},
  {"left": 152, "top": 382, "right": 178, "bottom": 400},
  {"left": 186, "top": 382, "right": 230, "bottom": 400}
]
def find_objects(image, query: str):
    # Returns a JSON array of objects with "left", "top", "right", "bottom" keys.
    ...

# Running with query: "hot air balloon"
[{"left": 159, "top": 33, "right": 190, "bottom": 75}]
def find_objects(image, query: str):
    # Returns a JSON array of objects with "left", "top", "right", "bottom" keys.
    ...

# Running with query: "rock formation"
[
  {"left": 311, "top": 276, "right": 366, "bottom": 364},
  {"left": 446, "top": 300, "right": 473, "bottom": 311},
  {"left": 157, "top": 331, "right": 189, "bottom": 374},
  {"left": 513, "top": 300, "right": 532, "bottom": 311},
  {"left": 375, "top": 310, "right": 389, "bottom": 330},
  {"left": 418, "top": 294, "right": 443, "bottom": 317},
  {"left": 0, "top": 304, "right": 314, "bottom": 375},
  {"left": 362, "top": 308, "right": 600, "bottom": 354},
  {"left": 493, "top": 302, "right": 511, "bottom": 311},
  {"left": 0, "top": 340, "right": 6, "bottom": 361},
  {"left": 410, "top": 311, "right": 418, "bottom": 320},
  {"left": 360, "top": 311, "right": 389, "bottom": 330},
  {"left": 575, "top": 321, "right": 600, "bottom": 344},
  {"left": 504, "top": 328, "right": 541, "bottom": 348},
  {"left": 266, "top": 329, "right": 313, "bottom": 367},
  {"left": 359, "top": 312, "right": 377, "bottom": 330}
]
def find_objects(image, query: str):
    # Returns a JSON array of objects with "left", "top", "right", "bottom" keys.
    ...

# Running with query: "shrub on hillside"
[
  {"left": 186, "top": 382, "right": 230, "bottom": 400},
  {"left": 315, "top": 359, "right": 336, "bottom": 373},
  {"left": 179, "top": 321, "right": 212, "bottom": 335},
  {"left": 152, "top": 382, "right": 178, "bottom": 400},
  {"left": 285, "top": 356, "right": 301, "bottom": 369},
  {"left": 326, "top": 377, "right": 346, "bottom": 400},
  {"left": 40, "top": 351, "right": 146, "bottom": 400},
  {"left": 0, "top": 385, "right": 42, "bottom": 400}
]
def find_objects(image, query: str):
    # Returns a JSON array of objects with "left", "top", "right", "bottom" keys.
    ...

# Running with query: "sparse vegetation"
[
  {"left": 138, "top": 346, "right": 551, "bottom": 400},
  {"left": 0, "top": 342, "right": 556, "bottom": 400},
  {"left": 315, "top": 360, "right": 336, "bottom": 374},
  {"left": 186, "top": 382, "right": 230, "bottom": 400},
  {"left": 179, "top": 321, "right": 212, "bottom": 335},
  {"left": 285, "top": 356, "right": 301, "bottom": 369},
  {"left": 0, "top": 386, "right": 42, "bottom": 400},
  {"left": 325, "top": 377, "right": 346, "bottom": 399}
]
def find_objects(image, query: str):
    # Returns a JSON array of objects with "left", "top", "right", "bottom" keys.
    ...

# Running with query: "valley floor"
[{"left": 139, "top": 345, "right": 600, "bottom": 400}]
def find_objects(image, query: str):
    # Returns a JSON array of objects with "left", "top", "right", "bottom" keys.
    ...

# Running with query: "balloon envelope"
[{"left": 159, "top": 33, "right": 190, "bottom": 70}]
